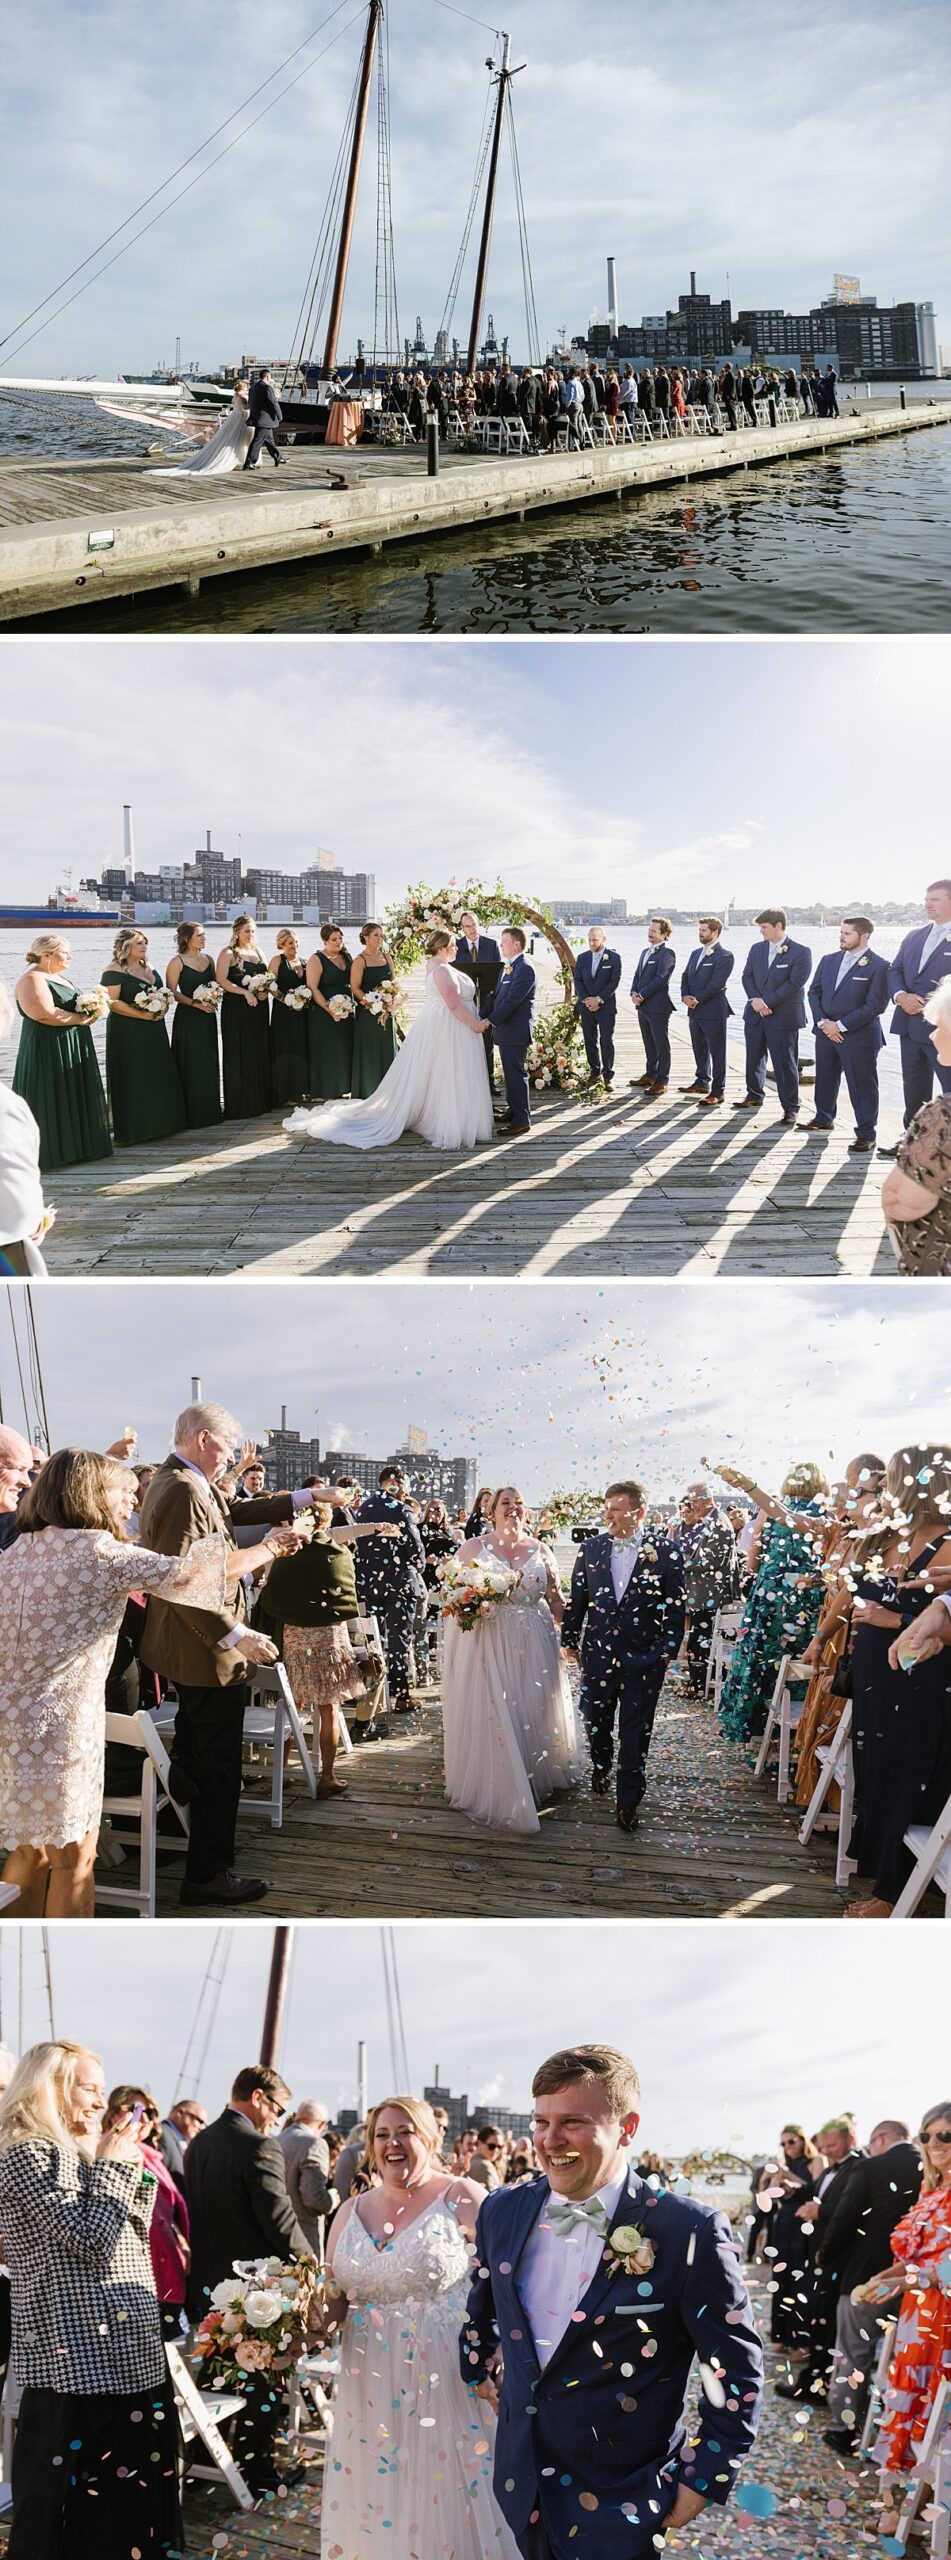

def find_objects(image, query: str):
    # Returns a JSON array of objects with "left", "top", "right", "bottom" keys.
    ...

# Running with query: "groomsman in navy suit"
[
  {"left": 801, "top": 916, "right": 890, "bottom": 1151},
  {"left": 735, "top": 907, "right": 812, "bottom": 1125},
  {"left": 462, "top": 2041, "right": 763, "bottom": 2560},
  {"left": 879, "top": 879, "right": 951, "bottom": 1153},
  {"left": 561, "top": 1479, "right": 684, "bottom": 1833},
  {"left": 484, "top": 928, "right": 536, "bottom": 1134},
  {"left": 629, "top": 917, "right": 676, "bottom": 1095},
  {"left": 573, "top": 924, "right": 621, "bottom": 1088},
  {"left": 678, "top": 915, "right": 735, "bottom": 1106},
  {"left": 455, "top": 909, "right": 502, "bottom": 1091}
]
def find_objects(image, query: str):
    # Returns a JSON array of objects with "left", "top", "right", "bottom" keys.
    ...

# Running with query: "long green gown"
[
  {"left": 102, "top": 967, "right": 188, "bottom": 1146},
  {"left": 221, "top": 953, "right": 275, "bottom": 1118},
  {"left": 307, "top": 953, "right": 355, "bottom": 1099},
  {"left": 12, "top": 978, "right": 112, "bottom": 1172},
  {"left": 170, "top": 959, "right": 223, "bottom": 1128},
  {"left": 270, "top": 955, "right": 311, "bottom": 1105},
  {"left": 351, "top": 958, "right": 399, "bottom": 1099},
  {"left": 718, "top": 1502, "right": 827, "bottom": 1746}
]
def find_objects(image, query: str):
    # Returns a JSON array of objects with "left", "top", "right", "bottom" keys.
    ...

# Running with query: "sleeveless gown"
[
  {"left": 351, "top": 959, "right": 399, "bottom": 1098},
  {"left": 221, "top": 955, "right": 275, "bottom": 1118},
  {"left": 284, "top": 964, "right": 493, "bottom": 1153},
  {"left": 442, "top": 1547, "right": 583, "bottom": 1832},
  {"left": 170, "top": 959, "right": 222, "bottom": 1128},
  {"left": 323, "top": 2197, "right": 519, "bottom": 2560},
  {"left": 12, "top": 978, "right": 111, "bottom": 1171},
  {"left": 270, "top": 955, "right": 311, "bottom": 1105},
  {"left": 102, "top": 967, "right": 187, "bottom": 1145},
  {"left": 308, "top": 954, "right": 354, "bottom": 1098}
]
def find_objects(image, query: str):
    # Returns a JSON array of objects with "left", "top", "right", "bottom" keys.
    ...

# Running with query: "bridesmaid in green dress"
[
  {"left": 306, "top": 922, "right": 355, "bottom": 1100},
  {"left": 166, "top": 922, "right": 223, "bottom": 1128},
  {"left": 268, "top": 927, "right": 312, "bottom": 1106},
  {"left": 215, "top": 914, "right": 275, "bottom": 1118},
  {"left": 350, "top": 920, "right": 400, "bottom": 1099},
  {"left": 101, "top": 928, "right": 187, "bottom": 1146},
  {"left": 12, "top": 931, "right": 112, "bottom": 1172}
]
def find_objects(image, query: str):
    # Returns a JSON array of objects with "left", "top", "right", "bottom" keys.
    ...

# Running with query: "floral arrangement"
[
  {"left": 246, "top": 971, "right": 278, "bottom": 999},
  {"left": 437, "top": 1552, "right": 520, "bottom": 1631},
  {"left": 76, "top": 987, "right": 108, "bottom": 1021},
  {"left": 382, "top": 878, "right": 536, "bottom": 978},
  {"left": 283, "top": 985, "right": 313, "bottom": 1011},
  {"left": 194, "top": 2256, "right": 319, "bottom": 2390},
  {"left": 526, "top": 996, "right": 588, "bottom": 1097},
  {"left": 365, "top": 982, "right": 404, "bottom": 1022},
  {"left": 603, "top": 2224, "right": 655, "bottom": 2281},
  {"left": 328, "top": 993, "right": 355, "bottom": 1022},
  {"left": 134, "top": 987, "right": 172, "bottom": 1017},
  {"left": 536, "top": 1486, "right": 604, "bottom": 1534},
  {"left": 191, "top": 981, "right": 222, "bottom": 1008}
]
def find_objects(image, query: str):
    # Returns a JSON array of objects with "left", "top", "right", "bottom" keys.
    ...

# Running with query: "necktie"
[
  {"left": 923, "top": 923, "right": 948, "bottom": 964},
  {"left": 835, "top": 951, "right": 856, "bottom": 989},
  {"left": 546, "top": 2195, "right": 609, "bottom": 2237}
]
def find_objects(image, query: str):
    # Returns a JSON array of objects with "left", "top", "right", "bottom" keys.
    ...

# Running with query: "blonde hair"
[
  {"left": 312, "top": 1500, "right": 335, "bottom": 1531},
  {"left": 489, "top": 1484, "right": 526, "bottom": 1521},
  {"left": 781, "top": 1462, "right": 830, "bottom": 1503},
  {"left": 25, "top": 932, "right": 70, "bottom": 969},
  {"left": 17, "top": 1447, "right": 134, "bottom": 1536},
  {"left": 425, "top": 929, "right": 453, "bottom": 956},
  {"left": 365, "top": 2094, "right": 441, "bottom": 2165},
  {"left": 112, "top": 926, "right": 146, "bottom": 967},
  {"left": 920, "top": 2100, "right": 951, "bottom": 2193},
  {"left": 0, "top": 2039, "right": 98, "bottom": 2157},
  {"left": 275, "top": 928, "right": 298, "bottom": 955},
  {"left": 853, "top": 1444, "right": 951, "bottom": 1568},
  {"left": 923, "top": 974, "right": 951, "bottom": 1032},
  {"left": 229, "top": 914, "right": 258, "bottom": 952}
]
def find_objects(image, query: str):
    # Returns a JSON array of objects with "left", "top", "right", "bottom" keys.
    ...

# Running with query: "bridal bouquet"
[
  {"left": 365, "top": 982, "right": 403, "bottom": 1023},
  {"left": 75, "top": 988, "right": 108, "bottom": 1021},
  {"left": 283, "top": 985, "right": 313, "bottom": 1011},
  {"left": 438, "top": 1553, "right": 520, "bottom": 1632},
  {"left": 134, "top": 987, "right": 171, "bottom": 1017},
  {"left": 328, "top": 992, "right": 355, "bottom": 1022},
  {"left": 194, "top": 2255, "right": 320, "bottom": 2389},
  {"left": 246, "top": 971, "right": 278, "bottom": 999},
  {"left": 191, "top": 980, "right": 221, "bottom": 1008}
]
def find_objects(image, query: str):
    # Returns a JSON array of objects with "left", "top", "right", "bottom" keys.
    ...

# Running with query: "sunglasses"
[{"left": 924, "top": 2128, "right": 951, "bottom": 2146}]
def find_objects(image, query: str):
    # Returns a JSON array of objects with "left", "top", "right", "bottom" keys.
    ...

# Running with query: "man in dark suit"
[
  {"left": 484, "top": 929, "right": 536, "bottom": 1133},
  {"left": 775, "top": 2116, "right": 862, "bottom": 2404},
  {"left": 355, "top": 1464, "right": 426, "bottom": 1712},
  {"left": 561, "top": 1478, "right": 685, "bottom": 1832},
  {"left": 454, "top": 911, "right": 502, "bottom": 1089},
  {"left": 801, "top": 917, "right": 890, "bottom": 1150},
  {"left": 818, "top": 2118, "right": 923, "bottom": 2449},
  {"left": 736, "top": 908, "right": 812, "bottom": 1124},
  {"left": 138, "top": 1398, "right": 316, "bottom": 1905},
  {"left": 880, "top": 880, "right": 951, "bottom": 1150},
  {"left": 679, "top": 917, "right": 735, "bottom": 1106},
  {"left": 244, "top": 370, "right": 284, "bottom": 470},
  {"left": 185, "top": 2063, "right": 309, "bottom": 2495},
  {"left": 629, "top": 917, "right": 677, "bottom": 1094},
  {"left": 573, "top": 924, "right": 622, "bottom": 1088}
]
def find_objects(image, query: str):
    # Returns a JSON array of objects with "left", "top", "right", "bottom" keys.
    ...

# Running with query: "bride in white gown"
[
  {"left": 284, "top": 927, "right": 494, "bottom": 1153},
  {"left": 442, "top": 1487, "right": 584, "bottom": 1834},
  {"left": 148, "top": 382, "right": 253, "bottom": 478},
  {"left": 320, "top": 2095, "right": 519, "bottom": 2560}
]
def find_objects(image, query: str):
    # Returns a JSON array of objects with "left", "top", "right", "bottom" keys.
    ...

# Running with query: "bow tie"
[
  {"left": 547, "top": 2195, "right": 609, "bottom": 2237},
  {"left": 611, "top": 1537, "right": 639, "bottom": 1552}
]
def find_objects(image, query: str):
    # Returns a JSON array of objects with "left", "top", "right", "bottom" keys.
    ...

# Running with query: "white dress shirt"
[
  {"left": 0, "top": 1083, "right": 45, "bottom": 1248},
  {"left": 610, "top": 1529, "right": 643, "bottom": 1603},
  {"left": 518, "top": 2160, "right": 631, "bottom": 2367}
]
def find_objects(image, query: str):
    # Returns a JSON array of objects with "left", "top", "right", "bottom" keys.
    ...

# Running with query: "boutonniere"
[
  {"left": 856, "top": 957, "right": 869, "bottom": 968},
  {"left": 603, "top": 2225, "right": 654, "bottom": 2280}
]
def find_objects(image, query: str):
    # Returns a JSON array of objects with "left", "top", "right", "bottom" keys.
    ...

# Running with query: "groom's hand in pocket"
[{"left": 666, "top": 2486, "right": 708, "bottom": 2529}]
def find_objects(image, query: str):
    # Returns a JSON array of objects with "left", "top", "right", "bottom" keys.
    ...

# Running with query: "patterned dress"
[
  {"left": 718, "top": 1504, "right": 828, "bottom": 1746},
  {"left": 876, "top": 2187, "right": 951, "bottom": 2474}
]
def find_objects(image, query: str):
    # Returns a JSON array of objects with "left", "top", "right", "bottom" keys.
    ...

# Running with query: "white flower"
[
  {"left": 244, "top": 2287, "right": 285, "bottom": 2329},
  {"left": 210, "top": 2279, "right": 248, "bottom": 2311}
]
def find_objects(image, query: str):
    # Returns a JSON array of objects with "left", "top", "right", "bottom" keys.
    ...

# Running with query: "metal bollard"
[
  {"left": 900, "top": 386, "right": 907, "bottom": 410},
  {"left": 427, "top": 417, "right": 440, "bottom": 476}
]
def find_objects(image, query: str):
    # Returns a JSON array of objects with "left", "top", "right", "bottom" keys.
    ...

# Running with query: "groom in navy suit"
[
  {"left": 573, "top": 925, "right": 622, "bottom": 1089},
  {"left": 461, "top": 2041, "right": 763, "bottom": 2560},
  {"left": 881, "top": 879, "right": 951, "bottom": 1142},
  {"left": 484, "top": 928, "right": 536, "bottom": 1134},
  {"left": 561, "top": 1480, "right": 684, "bottom": 1832},
  {"left": 801, "top": 915, "right": 890, "bottom": 1151},
  {"left": 736, "top": 907, "right": 812, "bottom": 1125}
]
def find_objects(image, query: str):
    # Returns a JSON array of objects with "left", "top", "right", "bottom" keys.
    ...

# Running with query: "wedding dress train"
[
  {"left": 284, "top": 961, "right": 494, "bottom": 1152},
  {"left": 148, "top": 393, "right": 252, "bottom": 477},
  {"left": 442, "top": 1547, "right": 584, "bottom": 1833}
]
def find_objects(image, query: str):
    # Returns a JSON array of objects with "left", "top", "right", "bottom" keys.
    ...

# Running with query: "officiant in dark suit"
[
  {"left": 561, "top": 1479, "right": 685, "bottom": 1832},
  {"left": 454, "top": 911, "right": 502, "bottom": 1088},
  {"left": 244, "top": 370, "right": 284, "bottom": 470},
  {"left": 802, "top": 918, "right": 890, "bottom": 1150},
  {"left": 573, "top": 925, "right": 621, "bottom": 1088},
  {"left": 679, "top": 917, "right": 734, "bottom": 1106},
  {"left": 736, "top": 909, "right": 812, "bottom": 1125}
]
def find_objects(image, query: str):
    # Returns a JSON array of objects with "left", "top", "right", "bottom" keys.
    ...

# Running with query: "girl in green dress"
[
  {"left": 306, "top": 922, "right": 355, "bottom": 1100},
  {"left": 12, "top": 932, "right": 112, "bottom": 1172},
  {"left": 166, "top": 921, "right": 223, "bottom": 1129},
  {"left": 715, "top": 1459, "right": 831, "bottom": 1747},
  {"left": 101, "top": 928, "right": 187, "bottom": 1147},
  {"left": 215, "top": 914, "right": 275, "bottom": 1118},
  {"left": 268, "top": 927, "right": 312, "bottom": 1106},
  {"left": 350, "top": 920, "right": 400, "bottom": 1099}
]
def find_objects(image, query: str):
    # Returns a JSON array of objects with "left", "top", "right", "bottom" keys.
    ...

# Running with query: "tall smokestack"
[
  {"left": 607, "top": 256, "right": 618, "bottom": 336},
  {"left": 690, "top": 269, "right": 697, "bottom": 297},
  {"left": 122, "top": 804, "right": 135, "bottom": 879}
]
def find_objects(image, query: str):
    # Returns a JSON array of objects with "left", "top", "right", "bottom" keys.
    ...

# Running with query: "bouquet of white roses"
[
  {"left": 284, "top": 985, "right": 312, "bottom": 1011},
  {"left": 328, "top": 992, "right": 355, "bottom": 1022},
  {"left": 134, "top": 987, "right": 171, "bottom": 1017},
  {"left": 194, "top": 2255, "right": 320, "bottom": 2390},
  {"left": 191, "top": 980, "right": 221, "bottom": 1008},
  {"left": 246, "top": 971, "right": 278, "bottom": 999},
  {"left": 438, "top": 1552, "right": 520, "bottom": 1633},
  {"left": 365, "top": 982, "right": 403, "bottom": 1023},
  {"left": 75, "top": 987, "right": 108, "bottom": 1022}
]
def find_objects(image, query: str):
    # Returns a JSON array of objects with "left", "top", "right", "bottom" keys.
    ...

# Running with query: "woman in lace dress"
[
  {"left": 284, "top": 929, "right": 494, "bottom": 1153},
  {"left": 320, "top": 2094, "right": 519, "bottom": 2560},
  {"left": 0, "top": 1447, "right": 282, "bottom": 1918},
  {"left": 441, "top": 1486, "right": 583, "bottom": 1834}
]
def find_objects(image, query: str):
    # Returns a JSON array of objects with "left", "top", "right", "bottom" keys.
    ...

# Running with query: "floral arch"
[{"left": 381, "top": 879, "right": 588, "bottom": 1094}]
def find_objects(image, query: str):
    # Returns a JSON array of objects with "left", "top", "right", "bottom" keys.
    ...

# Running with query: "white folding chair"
[
  {"left": 165, "top": 2341, "right": 254, "bottom": 2512},
  {"left": 894, "top": 2375, "right": 951, "bottom": 2552},
  {"left": 241, "top": 1663, "right": 317, "bottom": 1829},
  {"left": 0, "top": 1883, "right": 19, "bottom": 1910},
  {"left": 706, "top": 1608, "right": 742, "bottom": 1706},
  {"left": 501, "top": 416, "right": 529, "bottom": 454},
  {"left": 892, "top": 1785, "right": 951, "bottom": 1919},
  {"left": 287, "top": 2347, "right": 341, "bottom": 2441},
  {"left": 96, "top": 1709, "right": 188, "bottom": 1916},
  {"left": 859, "top": 2316, "right": 896, "bottom": 2453},
  {"left": 753, "top": 1655, "right": 812, "bottom": 1802},
  {"left": 798, "top": 1699, "right": 856, "bottom": 1888}
]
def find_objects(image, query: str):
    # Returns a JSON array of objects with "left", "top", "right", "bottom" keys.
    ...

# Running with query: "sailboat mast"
[
  {"left": 467, "top": 34, "right": 511, "bottom": 376},
  {"left": 260, "top": 1926, "right": 293, "bottom": 2067},
  {"left": 322, "top": 0, "right": 383, "bottom": 377}
]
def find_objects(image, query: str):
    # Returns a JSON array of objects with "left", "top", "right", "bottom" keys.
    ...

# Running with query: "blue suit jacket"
[
  {"left": 574, "top": 947, "right": 622, "bottom": 1006},
  {"left": 561, "top": 1532, "right": 685, "bottom": 1670},
  {"left": 631, "top": 944, "right": 676, "bottom": 1014},
  {"left": 680, "top": 943, "right": 735, "bottom": 1016},
  {"left": 809, "top": 949, "right": 889, "bottom": 1048},
  {"left": 488, "top": 955, "right": 535, "bottom": 1049},
  {"left": 462, "top": 2166, "right": 763, "bottom": 2554},
  {"left": 354, "top": 1494, "right": 425, "bottom": 1590},
  {"left": 741, "top": 937, "right": 811, "bottom": 1028},
  {"left": 888, "top": 924, "right": 951, "bottom": 1047}
]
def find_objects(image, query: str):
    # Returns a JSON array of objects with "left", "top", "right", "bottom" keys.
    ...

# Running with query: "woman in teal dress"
[
  {"left": 166, "top": 921, "right": 222, "bottom": 1129},
  {"left": 306, "top": 923, "right": 355, "bottom": 1100},
  {"left": 267, "top": 928, "right": 311, "bottom": 1106},
  {"left": 101, "top": 928, "right": 187, "bottom": 1146},
  {"left": 350, "top": 920, "right": 400, "bottom": 1099},
  {"left": 12, "top": 932, "right": 112, "bottom": 1172},
  {"left": 715, "top": 1461, "right": 831, "bottom": 1746},
  {"left": 215, "top": 915, "right": 275, "bottom": 1119}
]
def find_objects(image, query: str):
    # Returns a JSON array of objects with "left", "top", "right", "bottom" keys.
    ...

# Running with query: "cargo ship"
[{"left": 0, "top": 880, "right": 120, "bottom": 929}]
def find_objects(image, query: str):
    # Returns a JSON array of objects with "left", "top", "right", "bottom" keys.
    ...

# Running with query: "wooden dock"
[
  {"left": 43, "top": 994, "right": 901, "bottom": 1278},
  {"left": 1, "top": 401, "right": 949, "bottom": 621}
]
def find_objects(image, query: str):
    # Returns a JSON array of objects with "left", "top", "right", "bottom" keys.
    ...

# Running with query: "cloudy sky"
[
  {"left": 3, "top": 1, "right": 948, "bottom": 374},
  {"left": 5, "top": 1276, "right": 936, "bottom": 1498},
  {"left": 0, "top": 637, "right": 943, "bottom": 909},
  {"left": 1, "top": 1918, "right": 941, "bottom": 2154}
]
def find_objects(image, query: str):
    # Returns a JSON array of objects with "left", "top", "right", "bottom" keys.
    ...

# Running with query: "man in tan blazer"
[{"left": 139, "top": 1397, "right": 312, "bottom": 1907}]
